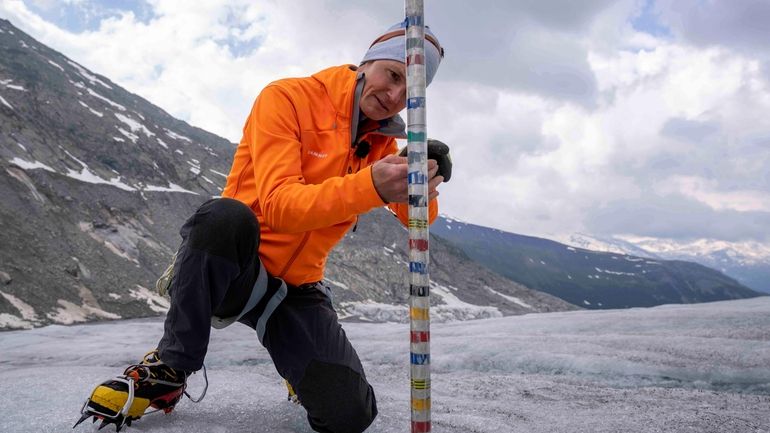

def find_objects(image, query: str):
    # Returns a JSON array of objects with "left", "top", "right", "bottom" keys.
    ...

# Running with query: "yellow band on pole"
[
  {"left": 411, "top": 398, "right": 431, "bottom": 411},
  {"left": 410, "top": 307, "right": 429, "bottom": 321}
]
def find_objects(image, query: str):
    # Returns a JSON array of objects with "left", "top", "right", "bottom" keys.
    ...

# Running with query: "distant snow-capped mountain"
[
  {"left": 620, "top": 237, "right": 770, "bottom": 265},
  {"left": 559, "top": 234, "right": 770, "bottom": 294},
  {"left": 559, "top": 233, "right": 658, "bottom": 258}
]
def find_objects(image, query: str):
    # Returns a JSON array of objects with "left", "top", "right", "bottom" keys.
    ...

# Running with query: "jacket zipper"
[
  {"left": 279, "top": 133, "right": 362, "bottom": 279},
  {"left": 278, "top": 232, "right": 311, "bottom": 279},
  {"left": 349, "top": 134, "right": 370, "bottom": 233}
]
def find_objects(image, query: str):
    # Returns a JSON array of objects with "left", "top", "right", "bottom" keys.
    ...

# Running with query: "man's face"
[{"left": 358, "top": 60, "right": 407, "bottom": 120}]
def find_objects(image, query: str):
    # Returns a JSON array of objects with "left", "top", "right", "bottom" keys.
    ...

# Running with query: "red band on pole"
[
  {"left": 409, "top": 239, "right": 429, "bottom": 251},
  {"left": 407, "top": 53, "right": 425, "bottom": 66}
]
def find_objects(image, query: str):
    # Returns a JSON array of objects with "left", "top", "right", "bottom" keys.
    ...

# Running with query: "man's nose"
[{"left": 387, "top": 84, "right": 406, "bottom": 108}]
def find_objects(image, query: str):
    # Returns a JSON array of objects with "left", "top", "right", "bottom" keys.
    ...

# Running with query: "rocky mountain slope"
[
  {"left": 0, "top": 18, "right": 233, "bottom": 329},
  {"left": 0, "top": 19, "right": 574, "bottom": 330}
]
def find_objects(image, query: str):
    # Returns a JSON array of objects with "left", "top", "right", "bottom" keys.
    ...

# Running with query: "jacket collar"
[{"left": 311, "top": 65, "right": 406, "bottom": 145}]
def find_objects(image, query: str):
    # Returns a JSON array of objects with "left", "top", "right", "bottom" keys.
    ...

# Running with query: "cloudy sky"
[{"left": 1, "top": 0, "right": 769, "bottom": 246}]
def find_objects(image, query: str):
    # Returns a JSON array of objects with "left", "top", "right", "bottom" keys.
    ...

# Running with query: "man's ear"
[{"left": 357, "top": 60, "right": 372, "bottom": 74}]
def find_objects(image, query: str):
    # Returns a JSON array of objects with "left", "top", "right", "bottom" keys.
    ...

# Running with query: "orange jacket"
[{"left": 222, "top": 65, "right": 438, "bottom": 286}]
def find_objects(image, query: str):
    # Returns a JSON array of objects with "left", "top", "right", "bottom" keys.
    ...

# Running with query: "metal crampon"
[
  {"left": 73, "top": 376, "right": 145, "bottom": 432},
  {"left": 73, "top": 353, "right": 207, "bottom": 432}
]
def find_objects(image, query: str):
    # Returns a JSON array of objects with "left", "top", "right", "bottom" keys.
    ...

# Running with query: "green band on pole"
[{"left": 407, "top": 131, "right": 427, "bottom": 142}]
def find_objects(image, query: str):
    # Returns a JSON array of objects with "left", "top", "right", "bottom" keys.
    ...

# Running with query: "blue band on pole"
[
  {"left": 409, "top": 262, "right": 428, "bottom": 274},
  {"left": 408, "top": 97, "right": 425, "bottom": 109},
  {"left": 408, "top": 172, "right": 427, "bottom": 184},
  {"left": 406, "top": 15, "right": 424, "bottom": 26}
]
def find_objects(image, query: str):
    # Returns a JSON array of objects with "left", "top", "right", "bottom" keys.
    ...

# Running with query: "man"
[{"left": 76, "top": 21, "right": 447, "bottom": 433}]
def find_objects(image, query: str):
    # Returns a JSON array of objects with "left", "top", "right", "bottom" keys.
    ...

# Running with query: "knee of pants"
[
  {"left": 297, "top": 360, "right": 378, "bottom": 433},
  {"left": 187, "top": 198, "right": 259, "bottom": 265}
]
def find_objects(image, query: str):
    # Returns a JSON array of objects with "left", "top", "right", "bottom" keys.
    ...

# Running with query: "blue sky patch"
[
  {"left": 25, "top": 0, "right": 155, "bottom": 33},
  {"left": 631, "top": 0, "right": 671, "bottom": 38},
  {"left": 216, "top": 12, "right": 265, "bottom": 58}
]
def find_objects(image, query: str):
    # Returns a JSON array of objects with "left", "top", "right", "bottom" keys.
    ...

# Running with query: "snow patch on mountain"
[
  {"left": 114, "top": 113, "right": 155, "bottom": 138},
  {"left": 67, "top": 59, "right": 112, "bottom": 89},
  {"left": 0, "top": 313, "right": 34, "bottom": 329},
  {"left": 86, "top": 87, "right": 125, "bottom": 111},
  {"left": 63, "top": 152, "right": 137, "bottom": 191},
  {"left": 46, "top": 299, "right": 121, "bottom": 324},
  {"left": 595, "top": 267, "right": 636, "bottom": 276},
  {"left": 485, "top": 286, "right": 534, "bottom": 309},
  {"left": 165, "top": 128, "right": 192, "bottom": 143},
  {"left": 187, "top": 159, "right": 201, "bottom": 175},
  {"left": 78, "top": 100, "right": 103, "bottom": 117},
  {"left": 143, "top": 183, "right": 199, "bottom": 194},
  {"left": 0, "top": 94, "right": 13, "bottom": 109},
  {"left": 431, "top": 282, "right": 503, "bottom": 321},
  {"left": 9, "top": 157, "right": 55, "bottom": 172},
  {"left": 559, "top": 233, "right": 656, "bottom": 257},
  {"left": 1, "top": 78, "right": 25, "bottom": 91},
  {"left": 47, "top": 59, "right": 64, "bottom": 71},
  {"left": 129, "top": 285, "right": 170, "bottom": 313},
  {"left": 0, "top": 291, "right": 39, "bottom": 323},
  {"left": 439, "top": 213, "right": 471, "bottom": 227},
  {"left": 339, "top": 283, "right": 503, "bottom": 323}
]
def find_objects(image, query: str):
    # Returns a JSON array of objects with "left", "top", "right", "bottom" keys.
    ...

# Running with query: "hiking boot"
[{"left": 74, "top": 349, "right": 189, "bottom": 431}]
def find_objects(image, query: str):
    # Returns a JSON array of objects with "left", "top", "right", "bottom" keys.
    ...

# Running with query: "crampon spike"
[
  {"left": 75, "top": 360, "right": 207, "bottom": 431},
  {"left": 72, "top": 413, "right": 90, "bottom": 429}
]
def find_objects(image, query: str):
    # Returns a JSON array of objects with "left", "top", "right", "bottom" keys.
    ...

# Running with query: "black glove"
[{"left": 399, "top": 138, "right": 452, "bottom": 182}]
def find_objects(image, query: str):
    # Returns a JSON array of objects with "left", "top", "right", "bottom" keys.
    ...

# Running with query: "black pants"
[{"left": 157, "top": 198, "right": 377, "bottom": 433}]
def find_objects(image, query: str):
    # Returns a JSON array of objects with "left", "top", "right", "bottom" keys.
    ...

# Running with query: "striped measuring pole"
[{"left": 405, "top": 1, "right": 431, "bottom": 432}]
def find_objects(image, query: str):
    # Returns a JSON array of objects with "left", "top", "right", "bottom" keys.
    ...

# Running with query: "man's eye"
[{"left": 390, "top": 71, "right": 400, "bottom": 82}]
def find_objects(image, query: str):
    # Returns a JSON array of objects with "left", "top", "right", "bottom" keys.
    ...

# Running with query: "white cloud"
[
  {"left": 432, "top": 22, "right": 770, "bottom": 241},
  {"left": 657, "top": 176, "right": 770, "bottom": 213},
  {"left": 1, "top": 0, "right": 769, "bottom": 245}
]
